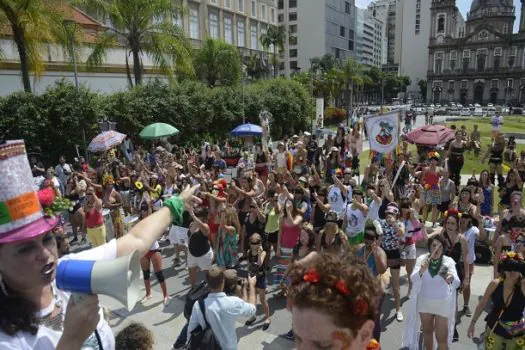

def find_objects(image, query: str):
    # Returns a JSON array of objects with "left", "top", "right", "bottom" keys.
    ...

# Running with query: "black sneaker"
[
  {"left": 70, "top": 237, "right": 78, "bottom": 244},
  {"left": 245, "top": 316, "right": 256, "bottom": 326},
  {"left": 285, "top": 329, "right": 294, "bottom": 340},
  {"left": 453, "top": 327, "right": 459, "bottom": 342},
  {"left": 463, "top": 305, "right": 472, "bottom": 317}
]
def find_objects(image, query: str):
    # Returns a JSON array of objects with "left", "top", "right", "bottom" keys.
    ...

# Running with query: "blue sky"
[{"left": 356, "top": 0, "right": 521, "bottom": 32}]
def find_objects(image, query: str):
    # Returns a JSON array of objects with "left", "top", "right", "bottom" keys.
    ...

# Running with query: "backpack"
[
  {"left": 184, "top": 282, "right": 209, "bottom": 320},
  {"left": 186, "top": 299, "right": 222, "bottom": 350}
]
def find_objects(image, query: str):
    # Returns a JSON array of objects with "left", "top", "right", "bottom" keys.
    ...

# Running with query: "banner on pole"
[
  {"left": 315, "top": 98, "right": 324, "bottom": 129},
  {"left": 365, "top": 112, "right": 399, "bottom": 154}
]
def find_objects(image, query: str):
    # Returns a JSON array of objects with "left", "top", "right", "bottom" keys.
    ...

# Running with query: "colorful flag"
[{"left": 365, "top": 112, "right": 399, "bottom": 154}]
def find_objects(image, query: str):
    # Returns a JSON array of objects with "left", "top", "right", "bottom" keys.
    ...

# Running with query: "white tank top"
[
  {"left": 328, "top": 186, "right": 346, "bottom": 218},
  {"left": 276, "top": 152, "right": 287, "bottom": 167},
  {"left": 345, "top": 205, "right": 366, "bottom": 236}
]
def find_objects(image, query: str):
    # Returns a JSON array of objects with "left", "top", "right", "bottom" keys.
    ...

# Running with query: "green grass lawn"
[{"left": 357, "top": 116, "right": 525, "bottom": 175}]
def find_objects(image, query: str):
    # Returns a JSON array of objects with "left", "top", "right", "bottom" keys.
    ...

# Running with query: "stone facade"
[{"left": 427, "top": 0, "right": 525, "bottom": 105}]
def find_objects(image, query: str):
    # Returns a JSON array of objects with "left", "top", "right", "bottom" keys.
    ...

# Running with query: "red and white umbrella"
[
  {"left": 88, "top": 131, "right": 126, "bottom": 153},
  {"left": 404, "top": 125, "right": 455, "bottom": 146}
]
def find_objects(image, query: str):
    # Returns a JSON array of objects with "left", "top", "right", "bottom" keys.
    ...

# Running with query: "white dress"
[
  {"left": 402, "top": 253, "right": 460, "bottom": 350},
  {"left": 0, "top": 240, "right": 118, "bottom": 350}
]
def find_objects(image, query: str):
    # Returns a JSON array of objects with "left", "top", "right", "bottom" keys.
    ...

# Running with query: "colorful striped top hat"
[{"left": 0, "top": 140, "right": 58, "bottom": 244}]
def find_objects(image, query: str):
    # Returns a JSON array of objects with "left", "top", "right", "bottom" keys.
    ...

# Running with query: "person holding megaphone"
[{"left": 0, "top": 140, "right": 201, "bottom": 350}]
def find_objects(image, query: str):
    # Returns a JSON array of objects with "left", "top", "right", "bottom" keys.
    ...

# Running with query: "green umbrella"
[{"left": 139, "top": 122, "right": 179, "bottom": 140}]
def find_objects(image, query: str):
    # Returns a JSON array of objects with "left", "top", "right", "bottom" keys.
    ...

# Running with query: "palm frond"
[{"left": 86, "top": 30, "right": 117, "bottom": 69}]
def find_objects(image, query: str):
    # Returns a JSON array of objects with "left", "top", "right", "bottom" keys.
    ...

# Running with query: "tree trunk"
[
  {"left": 125, "top": 50, "right": 134, "bottom": 88},
  {"left": 132, "top": 47, "right": 143, "bottom": 85},
  {"left": 12, "top": 26, "right": 32, "bottom": 93},
  {"left": 273, "top": 46, "right": 277, "bottom": 78}
]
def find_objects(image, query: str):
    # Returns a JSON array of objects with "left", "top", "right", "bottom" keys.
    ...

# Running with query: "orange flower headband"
[
  {"left": 300, "top": 268, "right": 369, "bottom": 316},
  {"left": 444, "top": 208, "right": 460, "bottom": 218},
  {"left": 500, "top": 251, "right": 524, "bottom": 263},
  {"left": 428, "top": 151, "right": 440, "bottom": 160}
]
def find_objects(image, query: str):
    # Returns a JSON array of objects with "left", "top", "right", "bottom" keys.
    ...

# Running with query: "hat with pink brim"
[{"left": 0, "top": 140, "right": 59, "bottom": 244}]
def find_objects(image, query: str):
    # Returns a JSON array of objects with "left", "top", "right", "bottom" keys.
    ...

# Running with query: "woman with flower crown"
[
  {"left": 402, "top": 234, "right": 460, "bottom": 350},
  {"left": 468, "top": 251, "right": 525, "bottom": 349},
  {"left": 287, "top": 252, "right": 382, "bottom": 350},
  {"left": 415, "top": 151, "right": 443, "bottom": 228}
]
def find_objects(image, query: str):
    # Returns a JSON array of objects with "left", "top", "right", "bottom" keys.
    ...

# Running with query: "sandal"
[
  {"left": 262, "top": 319, "right": 271, "bottom": 331},
  {"left": 245, "top": 316, "right": 256, "bottom": 326}
]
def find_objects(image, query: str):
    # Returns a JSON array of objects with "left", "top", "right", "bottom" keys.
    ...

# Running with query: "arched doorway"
[
  {"left": 520, "top": 84, "right": 525, "bottom": 104},
  {"left": 460, "top": 89, "right": 467, "bottom": 105},
  {"left": 433, "top": 86, "right": 442, "bottom": 103},
  {"left": 474, "top": 84, "right": 484, "bottom": 105},
  {"left": 490, "top": 88, "right": 498, "bottom": 105}
]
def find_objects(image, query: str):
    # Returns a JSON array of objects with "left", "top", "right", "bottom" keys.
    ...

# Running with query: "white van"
[
  {"left": 473, "top": 107, "right": 484, "bottom": 116},
  {"left": 460, "top": 108, "right": 471, "bottom": 116}
]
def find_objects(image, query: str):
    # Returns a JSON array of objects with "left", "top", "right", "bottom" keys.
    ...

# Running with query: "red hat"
[{"left": 0, "top": 140, "right": 58, "bottom": 244}]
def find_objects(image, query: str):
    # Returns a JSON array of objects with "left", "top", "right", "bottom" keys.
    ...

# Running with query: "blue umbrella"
[{"left": 231, "top": 123, "right": 263, "bottom": 137}]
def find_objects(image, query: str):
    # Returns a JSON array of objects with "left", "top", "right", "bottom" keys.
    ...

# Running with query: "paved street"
[{"left": 93, "top": 115, "right": 492, "bottom": 350}]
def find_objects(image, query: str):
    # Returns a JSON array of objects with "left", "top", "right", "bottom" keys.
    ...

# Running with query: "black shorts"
[
  {"left": 385, "top": 249, "right": 401, "bottom": 269},
  {"left": 267, "top": 231, "right": 278, "bottom": 244},
  {"left": 438, "top": 200, "right": 450, "bottom": 213}
]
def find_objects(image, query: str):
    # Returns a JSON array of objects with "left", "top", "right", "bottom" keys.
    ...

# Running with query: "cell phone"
[{"left": 237, "top": 269, "right": 249, "bottom": 278}]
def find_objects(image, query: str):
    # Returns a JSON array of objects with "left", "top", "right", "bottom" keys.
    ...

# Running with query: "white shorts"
[
  {"left": 400, "top": 244, "right": 417, "bottom": 260},
  {"left": 169, "top": 226, "right": 189, "bottom": 246},
  {"left": 187, "top": 248, "right": 214, "bottom": 270}
]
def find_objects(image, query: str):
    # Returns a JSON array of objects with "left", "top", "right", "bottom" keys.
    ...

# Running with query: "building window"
[
  {"left": 289, "top": 24, "right": 297, "bottom": 34},
  {"left": 335, "top": 48, "right": 340, "bottom": 59},
  {"left": 190, "top": 8, "right": 199, "bottom": 39},
  {"left": 278, "top": 13, "right": 284, "bottom": 22},
  {"left": 251, "top": 1, "right": 257, "bottom": 17},
  {"left": 437, "top": 15, "right": 445, "bottom": 33},
  {"left": 448, "top": 81, "right": 454, "bottom": 90},
  {"left": 279, "top": 62, "right": 284, "bottom": 70},
  {"left": 238, "top": 0, "right": 244, "bottom": 13},
  {"left": 237, "top": 20, "right": 245, "bottom": 47},
  {"left": 494, "top": 56, "right": 500, "bottom": 70},
  {"left": 289, "top": 0, "right": 297, "bottom": 8},
  {"left": 290, "top": 49, "right": 297, "bottom": 57},
  {"left": 209, "top": 12, "right": 219, "bottom": 39},
  {"left": 340, "top": 26, "right": 345, "bottom": 37},
  {"left": 289, "top": 35, "right": 297, "bottom": 45},
  {"left": 345, "top": 1, "right": 351, "bottom": 14},
  {"left": 348, "top": 40, "right": 354, "bottom": 50},
  {"left": 495, "top": 47, "right": 502, "bottom": 56},
  {"left": 461, "top": 80, "right": 468, "bottom": 89},
  {"left": 434, "top": 52, "right": 443, "bottom": 74},
  {"left": 479, "top": 30, "right": 488, "bottom": 39},
  {"left": 507, "top": 79, "right": 514, "bottom": 88},
  {"left": 271, "top": 8, "right": 276, "bottom": 23},
  {"left": 476, "top": 49, "right": 487, "bottom": 72},
  {"left": 349, "top": 29, "right": 354, "bottom": 39},
  {"left": 225, "top": 0, "right": 231, "bottom": 9},
  {"left": 492, "top": 79, "right": 499, "bottom": 89},
  {"left": 509, "top": 46, "right": 517, "bottom": 67},
  {"left": 174, "top": 14, "right": 183, "bottom": 29},
  {"left": 250, "top": 23, "right": 258, "bottom": 49},
  {"left": 261, "top": 4, "right": 267, "bottom": 20},
  {"left": 290, "top": 60, "right": 298, "bottom": 69},
  {"left": 224, "top": 16, "right": 233, "bottom": 44},
  {"left": 463, "top": 58, "right": 470, "bottom": 72},
  {"left": 450, "top": 50, "right": 457, "bottom": 70},
  {"left": 503, "top": 23, "right": 508, "bottom": 34},
  {"left": 289, "top": 12, "right": 297, "bottom": 21}
]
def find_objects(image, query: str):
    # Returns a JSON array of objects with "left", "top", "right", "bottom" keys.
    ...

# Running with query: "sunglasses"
[
  {"left": 250, "top": 241, "right": 261, "bottom": 245},
  {"left": 364, "top": 233, "right": 376, "bottom": 241}
]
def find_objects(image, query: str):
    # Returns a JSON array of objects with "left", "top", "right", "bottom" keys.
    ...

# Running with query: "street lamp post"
[
  {"left": 239, "top": 46, "right": 246, "bottom": 124},
  {"left": 64, "top": 20, "right": 88, "bottom": 162}
]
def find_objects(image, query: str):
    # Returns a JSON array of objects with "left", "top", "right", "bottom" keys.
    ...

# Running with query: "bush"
[
  {"left": 0, "top": 78, "right": 311, "bottom": 161},
  {"left": 324, "top": 107, "right": 347, "bottom": 125}
]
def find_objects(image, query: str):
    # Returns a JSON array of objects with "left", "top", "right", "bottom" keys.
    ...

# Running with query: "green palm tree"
[
  {"left": 245, "top": 53, "right": 266, "bottom": 81},
  {"left": 260, "top": 25, "right": 285, "bottom": 78},
  {"left": 77, "top": 0, "right": 194, "bottom": 87},
  {"left": 194, "top": 38, "right": 241, "bottom": 87},
  {"left": 325, "top": 67, "right": 344, "bottom": 107},
  {"left": 341, "top": 58, "right": 365, "bottom": 117},
  {"left": 0, "top": 0, "right": 71, "bottom": 92}
]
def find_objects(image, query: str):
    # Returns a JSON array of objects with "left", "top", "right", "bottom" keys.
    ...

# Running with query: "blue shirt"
[{"left": 187, "top": 292, "right": 256, "bottom": 350}]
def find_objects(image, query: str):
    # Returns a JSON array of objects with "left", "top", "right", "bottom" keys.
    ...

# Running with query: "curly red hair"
[{"left": 288, "top": 253, "right": 381, "bottom": 336}]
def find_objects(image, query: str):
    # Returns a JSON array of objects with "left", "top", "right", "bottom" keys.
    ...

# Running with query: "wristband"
[{"left": 164, "top": 196, "right": 184, "bottom": 226}]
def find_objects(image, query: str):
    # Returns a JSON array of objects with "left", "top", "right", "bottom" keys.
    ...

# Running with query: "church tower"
[{"left": 430, "top": 0, "right": 461, "bottom": 41}]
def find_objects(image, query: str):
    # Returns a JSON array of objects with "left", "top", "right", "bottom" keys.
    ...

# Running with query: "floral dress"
[{"left": 214, "top": 227, "right": 238, "bottom": 269}]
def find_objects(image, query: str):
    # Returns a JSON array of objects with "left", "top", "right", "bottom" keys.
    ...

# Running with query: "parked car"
[
  {"left": 448, "top": 107, "right": 460, "bottom": 115},
  {"left": 460, "top": 108, "right": 472, "bottom": 116},
  {"left": 473, "top": 107, "right": 484, "bottom": 116},
  {"left": 436, "top": 107, "right": 447, "bottom": 115},
  {"left": 487, "top": 107, "right": 496, "bottom": 116},
  {"left": 512, "top": 107, "right": 524, "bottom": 115}
]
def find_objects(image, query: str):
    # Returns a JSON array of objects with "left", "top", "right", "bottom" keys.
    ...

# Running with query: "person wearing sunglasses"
[
  {"left": 317, "top": 211, "right": 349, "bottom": 256},
  {"left": 357, "top": 219, "right": 387, "bottom": 341},
  {"left": 244, "top": 233, "right": 271, "bottom": 330}
]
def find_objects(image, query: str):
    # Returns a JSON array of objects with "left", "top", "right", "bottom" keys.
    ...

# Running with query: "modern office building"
[
  {"left": 277, "top": 0, "right": 356, "bottom": 77},
  {"left": 367, "top": 0, "right": 395, "bottom": 66},
  {"left": 355, "top": 7, "right": 385, "bottom": 68},
  {"left": 0, "top": 0, "right": 276, "bottom": 95},
  {"left": 394, "top": 0, "right": 436, "bottom": 99}
]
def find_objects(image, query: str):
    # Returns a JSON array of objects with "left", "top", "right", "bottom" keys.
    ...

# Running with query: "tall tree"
[
  {"left": 245, "top": 53, "right": 266, "bottom": 81},
  {"left": 194, "top": 38, "right": 241, "bottom": 87},
  {"left": 260, "top": 25, "right": 286, "bottom": 78},
  {"left": 341, "top": 58, "right": 364, "bottom": 117},
  {"left": 0, "top": 0, "right": 70, "bottom": 92},
  {"left": 418, "top": 79, "right": 427, "bottom": 102},
  {"left": 78, "top": 0, "right": 194, "bottom": 86}
]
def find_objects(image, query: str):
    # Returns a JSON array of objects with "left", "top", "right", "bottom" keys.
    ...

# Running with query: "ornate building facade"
[{"left": 426, "top": 0, "right": 525, "bottom": 105}]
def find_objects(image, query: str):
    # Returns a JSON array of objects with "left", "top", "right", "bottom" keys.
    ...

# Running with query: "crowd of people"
[{"left": 1, "top": 112, "right": 525, "bottom": 349}]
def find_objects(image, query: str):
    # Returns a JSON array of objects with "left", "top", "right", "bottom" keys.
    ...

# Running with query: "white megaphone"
[{"left": 56, "top": 250, "right": 141, "bottom": 311}]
